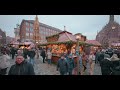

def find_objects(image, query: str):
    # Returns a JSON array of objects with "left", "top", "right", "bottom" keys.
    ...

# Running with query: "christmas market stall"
[
  {"left": 111, "top": 43, "right": 120, "bottom": 49},
  {"left": 9, "top": 41, "right": 35, "bottom": 49},
  {"left": 19, "top": 41, "right": 35, "bottom": 49},
  {"left": 40, "top": 31, "right": 88, "bottom": 63},
  {"left": 9, "top": 41, "right": 19, "bottom": 48},
  {"left": 85, "top": 40, "right": 102, "bottom": 54}
]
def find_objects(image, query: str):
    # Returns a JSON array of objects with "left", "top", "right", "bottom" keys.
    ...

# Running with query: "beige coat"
[
  {"left": 0, "top": 55, "right": 10, "bottom": 69},
  {"left": 110, "top": 54, "right": 120, "bottom": 61}
]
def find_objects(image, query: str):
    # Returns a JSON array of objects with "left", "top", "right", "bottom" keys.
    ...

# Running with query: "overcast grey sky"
[{"left": 0, "top": 15, "right": 120, "bottom": 40}]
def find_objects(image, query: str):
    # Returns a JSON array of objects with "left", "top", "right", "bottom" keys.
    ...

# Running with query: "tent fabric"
[
  {"left": 57, "top": 32, "right": 76, "bottom": 42},
  {"left": 111, "top": 43, "right": 120, "bottom": 46},
  {"left": 85, "top": 40, "right": 101, "bottom": 46}
]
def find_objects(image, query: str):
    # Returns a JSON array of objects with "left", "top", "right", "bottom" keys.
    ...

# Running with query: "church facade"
[{"left": 96, "top": 15, "right": 120, "bottom": 47}]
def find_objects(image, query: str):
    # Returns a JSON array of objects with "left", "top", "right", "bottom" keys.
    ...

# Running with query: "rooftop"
[{"left": 85, "top": 40, "right": 101, "bottom": 46}]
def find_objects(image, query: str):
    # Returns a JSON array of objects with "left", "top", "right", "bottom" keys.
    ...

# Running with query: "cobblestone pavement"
[
  {"left": 6, "top": 56, "right": 101, "bottom": 75},
  {"left": 34, "top": 57, "right": 60, "bottom": 75},
  {"left": 83, "top": 63, "right": 102, "bottom": 75},
  {"left": 6, "top": 56, "right": 60, "bottom": 75}
]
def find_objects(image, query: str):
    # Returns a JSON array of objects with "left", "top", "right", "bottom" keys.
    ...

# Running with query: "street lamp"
[{"left": 76, "top": 35, "right": 81, "bottom": 75}]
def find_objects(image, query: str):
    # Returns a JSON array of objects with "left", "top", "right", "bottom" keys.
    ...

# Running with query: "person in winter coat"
[
  {"left": 67, "top": 54, "right": 75, "bottom": 75},
  {"left": 17, "top": 49, "right": 23, "bottom": 56},
  {"left": 106, "top": 48, "right": 113, "bottom": 58},
  {"left": 98, "top": 51, "right": 105, "bottom": 66},
  {"left": 95, "top": 50, "right": 100, "bottom": 64},
  {"left": 46, "top": 49, "right": 52, "bottom": 67},
  {"left": 28, "top": 48, "right": 36, "bottom": 66},
  {"left": 40, "top": 48, "right": 46, "bottom": 63},
  {"left": 88, "top": 52, "right": 95, "bottom": 75},
  {"left": 57, "top": 54, "right": 69, "bottom": 75},
  {"left": 23, "top": 48, "right": 28, "bottom": 59},
  {"left": 35, "top": 48, "right": 40, "bottom": 59},
  {"left": 100, "top": 54, "right": 111, "bottom": 75},
  {"left": 0, "top": 52, "right": 10, "bottom": 75},
  {"left": 82, "top": 52, "right": 88, "bottom": 73},
  {"left": 110, "top": 54, "right": 120, "bottom": 75},
  {"left": 10, "top": 47, "right": 16, "bottom": 59},
  {"left": 8, "top": 55, "right": 35, "bottom": 75}
]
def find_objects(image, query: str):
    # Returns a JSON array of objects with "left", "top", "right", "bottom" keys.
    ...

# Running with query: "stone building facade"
[{"left": 96, "top": 15, "right": 120, "bottom": 47}]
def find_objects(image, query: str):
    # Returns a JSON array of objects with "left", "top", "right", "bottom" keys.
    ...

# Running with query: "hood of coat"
[{"left": 111, "top": 54, "right": 120, "bottom": 61}]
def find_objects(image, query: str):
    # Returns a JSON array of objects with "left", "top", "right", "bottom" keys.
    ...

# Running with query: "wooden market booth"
[
  {"left": 85, "top": 40, "right": 102, "bottom": 54},
  {"left": 40, "top": 31, "right": 90, "bottom": 63},
  {"left": 111, "top": 43, "right": 120, "bottom": 49},
  {"left": 9, "top": 41, "right": 35, "bottom": 49}
]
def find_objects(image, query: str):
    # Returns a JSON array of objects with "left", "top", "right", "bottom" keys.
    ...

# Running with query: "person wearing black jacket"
[
  {"left": 110, "top": 54, "right": 120, "bottom": 75},
  {"left": 10, "top": 47, "right": 16, "bottom": 59},
  {"left": 100, "top": 54, "right": 111, "bottom": 75},
  {"left": 41, "top": 48, "right": 46, "bottom": 63},
  {"left": 28, "top": 48, "right": 36, "bottom": 66},
  {"left": 23, "top": 48, "right": 28, "bottom": 59},
  {"left": 98, "top": 51, "right": 105, "bottom": 66},
  {"left": 8, "top": 55, "right": 35, "bottom": 75}
]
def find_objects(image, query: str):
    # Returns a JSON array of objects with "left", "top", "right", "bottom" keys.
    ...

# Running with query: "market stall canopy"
[
  {"left": 10, "top": 41, "right": 19, "bottom": 45},
  {"left": 39, "top": 41, "right": 47, "bottom": 44},
  {"left": 40, "top": 31, "right": 88, "bottom": 46},
  {"left": 57, "top": 31, "right": 77, "bottom": 42},
  {"left": 24, "top": 42, "right": 32, "bottom": 45},
  {"left": 19, "top": 41, "right": 35, "bottom": 48},
  {"left": 24, "top": 42, "right": 35, "bottom": 48},
  {"left": 111, "top": 43, "right": 120, "bottom": 46},
  {"left": 85, "top": 40, "right": 101, "bottom": 46}
]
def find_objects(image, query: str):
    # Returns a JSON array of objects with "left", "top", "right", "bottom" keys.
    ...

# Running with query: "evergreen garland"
[{"left": 39, "top": 40, "right": 94, "bottom": 46}]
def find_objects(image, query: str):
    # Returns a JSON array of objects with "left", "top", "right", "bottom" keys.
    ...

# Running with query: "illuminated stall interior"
[
  {"left": 85, "top": 40, "right": 101, "bottom": 53},
  {"left": 45, "top": 31, "right": 87, "bottom": 56}
]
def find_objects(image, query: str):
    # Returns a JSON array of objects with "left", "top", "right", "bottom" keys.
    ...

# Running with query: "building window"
[
  {"left": 26, "top": 33, "right": 29, "bottom": 37},
  {"left": 30, "top": 23, "right": 33, "bottom": 27},
  {"left": 26, "top": 22, "right": 29, "bottom": 26},
  {"left": 30, "top": 28, "right": 33, "bottom": 32},
  {"left": 40, "top": 31, "right": 42, "bottom": 34},
  {"left": 30, "top": 33, "right": 33, "bottom": 36},
  {"left": 26, "top": 27, "right": 29, "bottom": 32}
]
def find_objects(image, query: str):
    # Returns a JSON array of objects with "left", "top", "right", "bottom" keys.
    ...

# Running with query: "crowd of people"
[
  {"left": 56, "top": 48, "right": 120, "bottom": 75},
  {"left": 0, "top": 45, "right": 120, "bottom": 75}
]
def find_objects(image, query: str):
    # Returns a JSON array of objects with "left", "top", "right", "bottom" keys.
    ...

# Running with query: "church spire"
[{"left": 109, "top": 15, "right": 114, "bottom": 22}]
